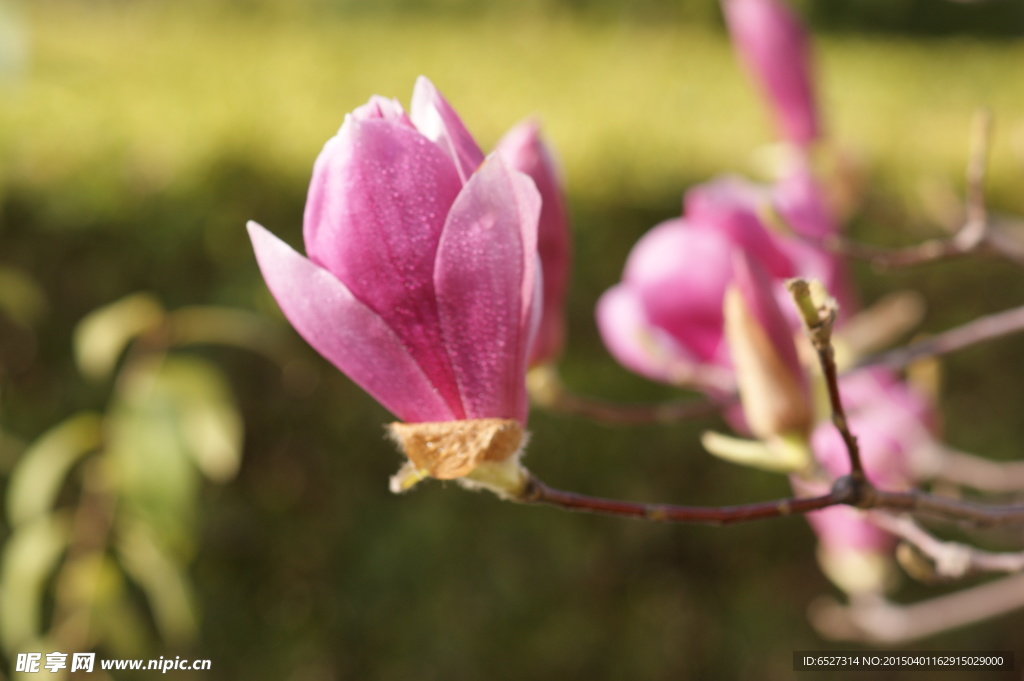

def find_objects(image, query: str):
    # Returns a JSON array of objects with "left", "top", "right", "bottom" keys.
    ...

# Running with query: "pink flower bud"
[
  {"left": 496, "top": 120, "right": 571, "bottom": 367},
  {"left": 812, "top": 369, "right": 933, "bottom": 487},
  {"left": 725, "top": 251, "right": 811, "bottom": 439},
  {"left": 772, "top": 159, "right": 859, "bottom": 316},
  {"left": 796, "top": 369, "right": 938, "bottom": 592},
  {"left": 596, "top": 175, "right": 834, "bottom": 395},
  {"left": 597, "top": 217, "right": 737, "bottom": 393},
  {"left": 723, "top": 0, "right": 820, "bottom": 147},
  {"left": 248, "top": 78, "right": 541, "bottom": 452}
]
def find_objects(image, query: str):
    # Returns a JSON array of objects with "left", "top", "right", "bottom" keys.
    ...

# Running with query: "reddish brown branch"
[
  {"left": 513, "top": 471, "right": 1024, "bottom": 528},
  {"left": 854, "top": 303, "right": 1024, "bottom": 372},
  {"left": 812, "top": 575, "right": 1024, "bottom": 644},
  {"left": 934, "top": 448, "right": 1024, "bottom": 493},
  {"left": 817, "top": 336, "right": 866, "bottom": 483},
  {"left": 788, "top": 280, "right": 867, "bottom": 483},
  {"left": 870, "top": 513, "right": 1024, "bottom": 578},
  {"left": 812, "top": 234, "right": 965, "bottom": 269},
  {"left": 537, "top": 295, "right": 1024, "bottom": 426},
  {"left": 859, "top": 487, "right": 1024, "bottom": 528},
  {"left": 518, "top": 475, "right": 849, "bottom": 525},
  {"left": 809, "top": 111, "right": 1012, "bottom": 270}
]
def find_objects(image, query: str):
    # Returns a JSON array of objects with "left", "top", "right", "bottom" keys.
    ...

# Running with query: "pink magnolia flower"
[
  {"left": 722, "top": 0, "right": 820, "bottom": 147},
  {"left": 797, "top": 369, "right": 937, "bottom": 592},
  {"left": 596, "top": 172, "right": 845, "bottom": 395},
  {"left": 497, "top": 120, "right": 571, "bottom": 367},
  {"left": 813, "top": 369, "right": 934, "bottom": 488},
  {"left": 248, "top": 78, "right": 541, "bottom": 480}
]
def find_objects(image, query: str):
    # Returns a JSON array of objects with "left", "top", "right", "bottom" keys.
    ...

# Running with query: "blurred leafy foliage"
[
  {"left": 1, "top": 1, "right": 1024, "bottom": 680},
  {"left": 0, "top": 293, "right": 284, "bottom": 676}
]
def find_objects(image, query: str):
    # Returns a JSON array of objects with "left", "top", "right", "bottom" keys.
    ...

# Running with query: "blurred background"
[{"left": 2, "top": 0, "right": 1024, "bottom": 679}]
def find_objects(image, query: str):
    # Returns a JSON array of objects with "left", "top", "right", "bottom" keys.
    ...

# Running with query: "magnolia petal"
[
  {"left": 303, "top": 117, "right": 461, "bottom": 305},
  {"left": 302, "top": 118, "right": 467, "bottom": 417},
  {"left": 723, "top": 286, "right": 810, "bottom": 439},
  {"left": 622, "top": 218, "right": 732, "bottom": 364},
  {"left": 434, "top": 156, "right": 540, "bottom": 423},
  {"left": 807, "top": 506, "right": 895, "bottom": 555},
  {"left": 723, "top": 0, "right": 819, "bottom": 146},
  {"left": 520, "top": 256, "right": 545, "bottom": 378},
  {"left": 685, "top": 177, "right": 794, "bottom": 279},
  {"left": 350, "top": 95, "right": 414, "bottom": 127},
  {"left": 596, "top": 284, "right": 733, "bottom": 392},
  {"left": 248, "top": 221, "right": 455, "bottom": 423},
  {"left": 410, "top": 76, "right": 486, "bottom": 185},
  {"left": 774, "top": 160, "right": 834, "bottom": 237},
  {"left": 772, "top": 163, "right": 859, "bottom": 316},
  {"left": 497, "top": 119, "right": 571, "bottom": 366},
  {"left": 812, "top": 369, "right": 930, "bottom": 487},
  {"left": 731, "top": 251, "right": 803, "bottom": 384}
]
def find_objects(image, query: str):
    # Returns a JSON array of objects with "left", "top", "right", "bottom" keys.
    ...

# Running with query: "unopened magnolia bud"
[
  {"left": 388, "top": 418, "right": 526, "bottom": 481},
  {"left": 786, "top": 278, "right": 837, "bottom": 340},
  {"left": 724, "top": 284, "right": 811, "bottom": 439},
  {"left": 895, "top": 542, "right": 941, "bottom": 584},
  {"left": 701, "top": 430, "right": 811, "bottom": 473},
  {"left": 817, "top": 545, "right": 896, "bottom": 596},
  {"left": 526, "top": 363, "right": 564, "bottom": 408}
]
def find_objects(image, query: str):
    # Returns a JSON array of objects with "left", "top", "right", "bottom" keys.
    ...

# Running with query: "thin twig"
[
  {"left": 511, "top": 469, "right": 1024, "bottom": 528},
  {"left": 535, "top": 297, "right": 1024, "bottom": 428},
  {"left": 806, "top": 111, "right": 1021, "bottom": 269},
  {"left": 933, "top": 447, "right": 1024, "bottom": 493},
  {"left": 811, "top": 575, "right": 1024, "bottom": 644},
  {"left": 511, "top": 471, "right": 1024, "bottom": 527},
  {"left": 784, "top": 278, "right": 1024, "bottom": 527},
  {"left": 539, "top": 299, "right": 1024, "bottom": 424},
  {"left": 788, "top": 280, "right": 867, "bottom": 483},
  {"left": 860, "top": 487, "right": 1024, "bottom": 528},
  {"left": 870, "top": 513, "right": 1024, "bottom": 577},
  {"left": 812, "top": 234, "right": 961, "bottom": 268},
  {"left": 963, "top": 108, "right": 992, "bottom": 238},
  {"left": 854, "top": 303, "right": 1024, "bottom": 372},
  {"left": 816, "top": 335, "right": 867, "bottom": 484},
  {"left": 981, "top": 215, "right": 1024, "bottom": 267},
  {"left": 517, "top": 475, "right": 851, "bottom": 525}
]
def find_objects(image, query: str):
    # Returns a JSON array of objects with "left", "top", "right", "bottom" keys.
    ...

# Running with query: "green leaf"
[
  {"left": 106, "top": 368, "right": 199, "bottom": 552},
  {"left": 700, "top": 430, "right": 812, "bottom": 474},
  {"left": 54, "top": 552, "right": 151, "bottom": 658},
  {"left": 160, "top": 356, "right": 243, "bottom": 483},
  {"left": 73, "top": 293, "right": 165, "bottom": 382},
  {"left": 168, "top": 305, "right": 292, "bottom": 365},
  {"left": 106, "top": 354, "right": 242, "bottom": 551},
  {"left": 6, "top": 413, "right": 102, "bottom": 528},
  {"left": 0, "top": 513, "right": 70, "bottom": 654},
  {"left": 116, "top": 519, "right": 198, "bottom": 647}
]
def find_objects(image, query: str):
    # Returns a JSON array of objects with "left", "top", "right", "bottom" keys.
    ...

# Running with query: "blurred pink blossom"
[
  {"left": 722, "top": 0, "right": 820, "bottom": 147},
  {"left": 798, "top": 369, "right": 938, "bottom": 586},
  {"left": 725, "top": 250, "right": 811, "bottom": 438},
  {"left": 596, "top": 171, "right": 846, "bottom": 394}
]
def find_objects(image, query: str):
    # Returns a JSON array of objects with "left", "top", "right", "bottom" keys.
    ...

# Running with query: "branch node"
[{"left": 831, "top": 474, "right": 872, "bottom": 507}]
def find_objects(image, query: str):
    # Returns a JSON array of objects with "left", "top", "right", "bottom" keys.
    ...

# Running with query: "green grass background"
[{"left": 2, "top": 2, "right": 1024, "bottom": 679}]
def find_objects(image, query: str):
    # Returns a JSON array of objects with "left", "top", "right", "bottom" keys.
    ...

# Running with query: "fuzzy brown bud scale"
[{"left": 388, "top": 418, "right": 525, "bottom": 480}]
